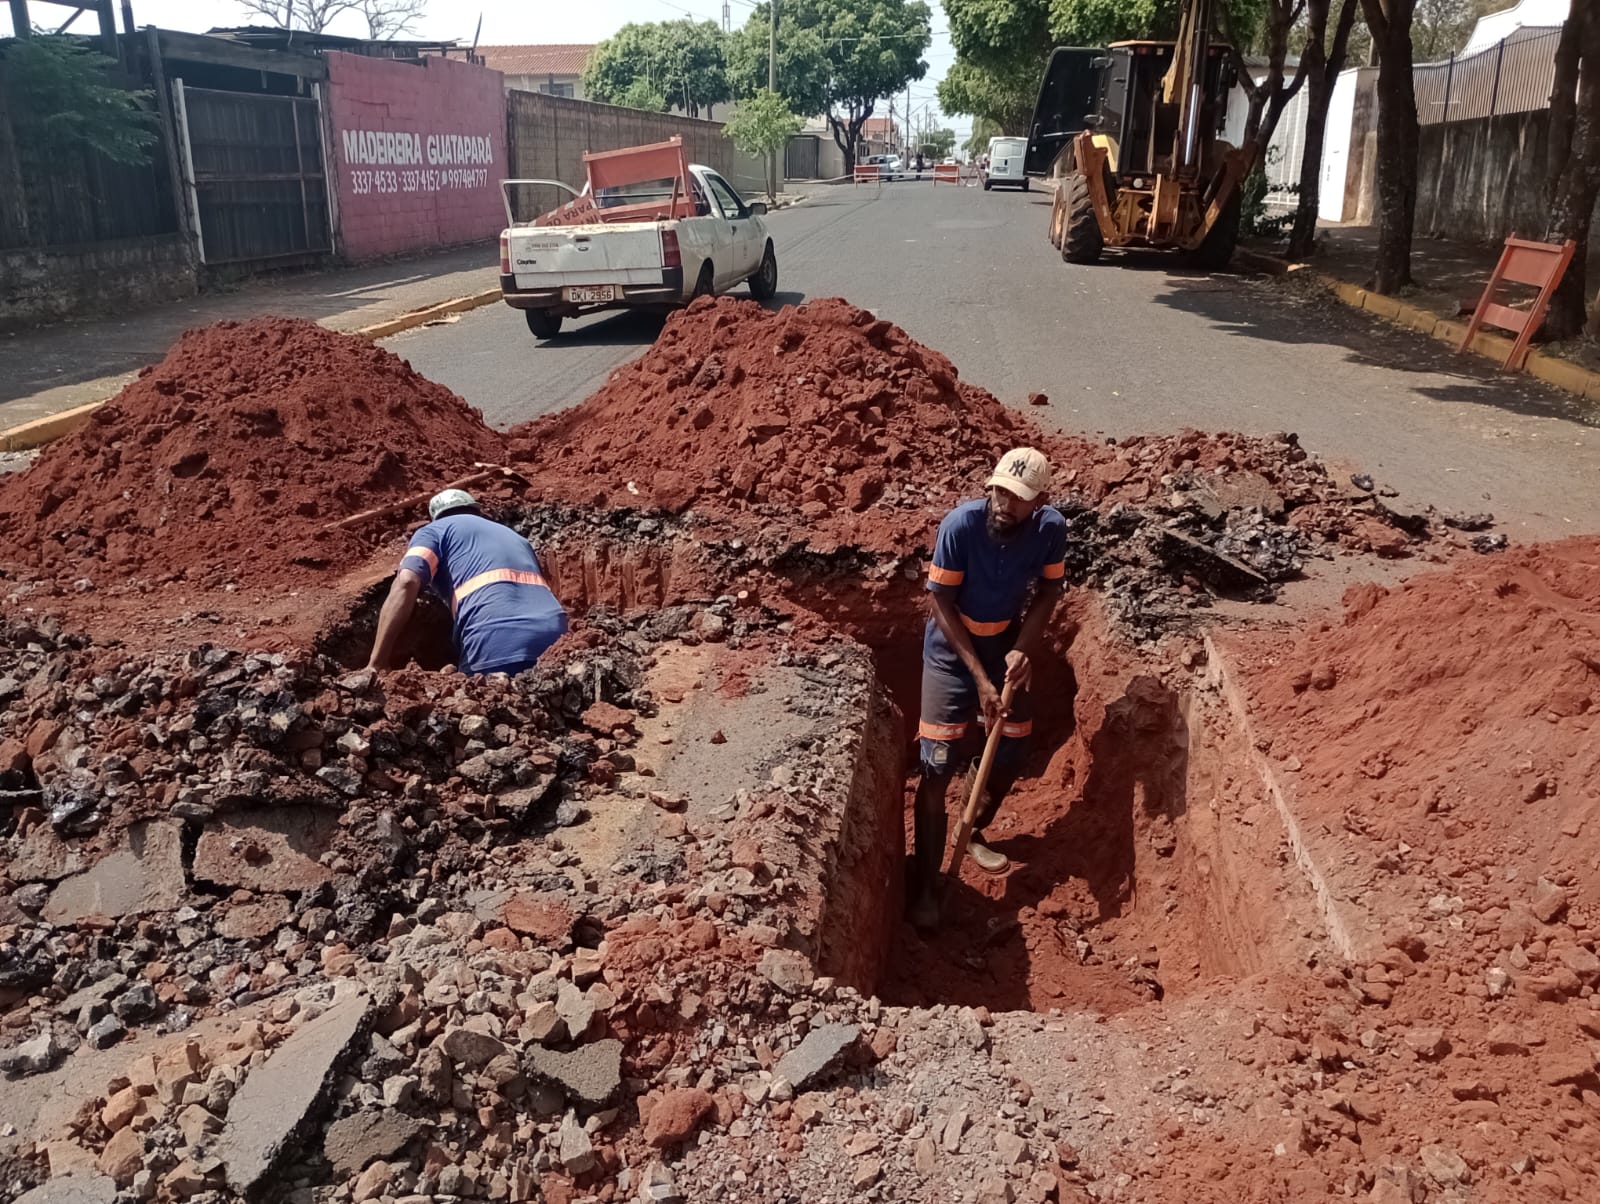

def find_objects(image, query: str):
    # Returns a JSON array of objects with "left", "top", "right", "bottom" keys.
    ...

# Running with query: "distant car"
[
  {"left": 983, "top": 136, "right": 1029, "bottom": 191},
  {"left": 861, "top": 154, "right": 903, "bottom": 181}
]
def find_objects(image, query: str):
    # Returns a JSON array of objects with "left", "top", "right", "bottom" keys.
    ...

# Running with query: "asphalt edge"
[
  {"left": 1234, "top": 246, "right": 1600, "bottom": 408},
  {"left": 0, "top": 287, "right": 504, "bottom": 454}
]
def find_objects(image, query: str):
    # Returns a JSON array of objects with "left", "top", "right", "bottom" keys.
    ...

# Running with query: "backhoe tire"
[
  {"left": 1188, "top": 191, "right": 1242, "bottom": 270},
  {"left": 1060, "top": 173, "right": 1103, "bottom": 265},
  {"left": 525, "top": 309, "right": 562, "bottom": 339}
]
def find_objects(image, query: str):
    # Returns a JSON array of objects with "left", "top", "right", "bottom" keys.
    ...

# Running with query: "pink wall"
[{"left": 323, "top": 52, "right": 508, "bottom": 261}]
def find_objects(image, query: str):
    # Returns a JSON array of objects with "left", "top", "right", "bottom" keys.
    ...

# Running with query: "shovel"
[{"left": 943, "top": 678, "right": 1017, "bottom": 883}]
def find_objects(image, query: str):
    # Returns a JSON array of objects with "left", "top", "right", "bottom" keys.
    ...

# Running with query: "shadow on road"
[{"left": 1149, "top": 271, "right": 1600, "bottom": 427}]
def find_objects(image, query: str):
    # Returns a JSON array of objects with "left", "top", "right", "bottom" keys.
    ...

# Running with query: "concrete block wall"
[
  {"left": 0, "top": 235, "right": 196, "bottom": 333},
  {"left": 323, "top": 52, "right": 508, "bottom": 261},
  {"left": 506, "top": 91, "right": 764, "bottom": 209},
  {"left": 1415, "top": 109, "right": 1555, "bottom": 244}
]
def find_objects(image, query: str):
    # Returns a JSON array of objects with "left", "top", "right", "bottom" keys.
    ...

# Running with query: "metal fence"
[{"left": 1414, "top": 25, "right": 1564, "bottom": 126}]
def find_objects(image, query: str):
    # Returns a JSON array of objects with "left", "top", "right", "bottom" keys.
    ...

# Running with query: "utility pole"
[{"left": 768, "top": 0, "right": 778, "bottom": 197}]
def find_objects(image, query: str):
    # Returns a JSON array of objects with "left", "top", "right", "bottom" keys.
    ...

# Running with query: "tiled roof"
[{"left": 475, "top": 44, "right": 595, "bottom": 76}]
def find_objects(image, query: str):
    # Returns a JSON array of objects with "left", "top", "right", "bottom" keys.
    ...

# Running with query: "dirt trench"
[{"left": 310, "top": 509, "right": 1336, "bottom": 1021}]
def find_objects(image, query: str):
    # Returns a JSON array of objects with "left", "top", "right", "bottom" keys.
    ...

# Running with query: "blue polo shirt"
[
  {"left": 923, "top": 499, "right": 1068, "bottom": 672},
  {"left": 400, "top": 513, "right": 568, "bottom": 675}
]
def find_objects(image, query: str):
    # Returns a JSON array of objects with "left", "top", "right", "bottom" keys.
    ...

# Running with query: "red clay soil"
[
  {"left": 0, "top": 318, "right": 504, "bottom": 593},
  {"left": 1243, "top": 536, "right": 1600, "bottom": 907},
  {"left": 508, "top": 296, "right": 1091, "bottom": 554}
]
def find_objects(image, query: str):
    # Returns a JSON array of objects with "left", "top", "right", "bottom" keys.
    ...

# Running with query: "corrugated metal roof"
[{"left": 475, "top": 44, "right": 595, "bottom": 76}]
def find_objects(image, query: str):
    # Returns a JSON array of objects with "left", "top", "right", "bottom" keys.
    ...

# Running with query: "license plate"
[{"left": 564, "top": 285, "right": 615, "bottom": 303}]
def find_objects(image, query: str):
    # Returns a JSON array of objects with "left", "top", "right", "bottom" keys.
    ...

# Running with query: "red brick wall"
[{"left": 324, "top": 52, "right": 507, "bottom": 261}]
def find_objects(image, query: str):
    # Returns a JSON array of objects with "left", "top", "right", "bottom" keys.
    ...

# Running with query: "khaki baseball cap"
[{"left": 986, "top": 447, "right": 1051, "bottom": 501}]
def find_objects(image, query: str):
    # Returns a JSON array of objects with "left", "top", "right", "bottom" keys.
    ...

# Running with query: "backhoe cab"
[{"left": 1027, "top": 0, "right": 1253, "bottom": 267}]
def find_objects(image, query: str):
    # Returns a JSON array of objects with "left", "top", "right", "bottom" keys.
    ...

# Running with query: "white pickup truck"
[{"left": 498, "top": 138, "right": 778, "bottom": 339}]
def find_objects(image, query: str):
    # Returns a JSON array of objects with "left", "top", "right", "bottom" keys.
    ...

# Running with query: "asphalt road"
[{"left": 389, "top": 183, "right": 1600, "bottom": 541}]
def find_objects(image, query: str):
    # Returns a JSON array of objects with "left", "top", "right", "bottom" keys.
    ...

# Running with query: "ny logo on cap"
[{"left": 1009, "top": 457, "right": 1031, "bottom": 476}]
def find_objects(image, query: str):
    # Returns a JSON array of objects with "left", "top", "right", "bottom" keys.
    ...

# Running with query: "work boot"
[{"left": 967, "top": 835, "right": 1010, "bottom": 875}]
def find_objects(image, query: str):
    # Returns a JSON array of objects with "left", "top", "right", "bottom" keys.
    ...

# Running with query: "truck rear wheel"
[
  {"left": 692, "top": 262, "right": 715, "bottom": 299},
  {"left": 1188, "top": 190, "right": 1242, "bottom": 270},
  {"left": 1060, "top": 173, "right": 1103, "bottom": 265},
  {"left": 525, "top": 309, "right": 562, "bottom": 339}
]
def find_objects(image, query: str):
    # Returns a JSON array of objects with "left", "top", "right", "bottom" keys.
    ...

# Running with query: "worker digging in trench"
[
  {"left": 909, "top": 449, "right": 1073, "bottom": 931},
  {"left": 367, "top": 489, "right": 569, "bottom": 675}
]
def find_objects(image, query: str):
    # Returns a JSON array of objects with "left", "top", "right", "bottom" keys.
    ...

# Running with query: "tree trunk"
[
  {"left": 1288, "top": 0, "right": 1359, "bottom": 259},
  {"left": 1363, "top": 0, "right": 1420, "bottom": 294},
  {"left": 1543, "top": 4, "right": 1600, "bottom": 339}
]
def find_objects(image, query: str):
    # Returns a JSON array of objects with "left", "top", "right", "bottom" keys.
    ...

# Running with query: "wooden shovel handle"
[{"left": 944, "top": 678, "right": 1017, "bottom": 879}]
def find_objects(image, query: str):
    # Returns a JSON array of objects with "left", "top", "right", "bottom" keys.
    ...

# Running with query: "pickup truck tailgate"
[{"left": 507, "top": 222, "right": 664, "bottom": 287}]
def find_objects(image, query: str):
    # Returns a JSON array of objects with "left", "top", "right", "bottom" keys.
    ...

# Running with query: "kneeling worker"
[
  {"left": 911, "top": 448, "right": 1070, "bottom": 929},
  {"left": 367, "top": 489, "right": 568, "bottom": 675}
]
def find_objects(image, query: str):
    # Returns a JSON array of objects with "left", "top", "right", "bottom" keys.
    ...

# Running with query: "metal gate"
[
  {"left": 174, "top": 84, "right": 331, "bottom": 266},
  {"left": 784, "top": 135, "right": 819, "bottom": 181}
]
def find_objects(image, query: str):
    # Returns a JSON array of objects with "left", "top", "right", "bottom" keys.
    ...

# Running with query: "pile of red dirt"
[
  {"left": 0, "top": 318, "right": 504, "bottom": 591},
  {"left": 508, "top": 296, "right": 1091, "bottom": 553},
  {"left": 1243, "top": 535, "right": 1600, "bottom": 886}
]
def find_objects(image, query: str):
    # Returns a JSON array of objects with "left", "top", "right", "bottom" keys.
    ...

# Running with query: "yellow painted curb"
[
  {"left": 1394, "top": 302, "right": 1440, "bottom": 337},
  {"left": 1360, "top": 292, "right": 1402, "bottom": 321},
  {"left": 0, "top": 399, "right": 106, "bottom": 453},
  {"left": 0, "top": 287, "right": 505, "bottom": 455},
  {"left": 1283, "top": 255, "right": 1600, "bottom": 404},
  {"left": 1526, "top": 349, "right": 1598, "bottom": 396},
  {"left": 355, "top": 287, "right": 502, "bottom": 340}
]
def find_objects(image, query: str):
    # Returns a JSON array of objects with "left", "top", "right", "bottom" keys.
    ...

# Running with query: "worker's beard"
[{"left": 986, "top": 506, "right": 1025, "bottom": 541}]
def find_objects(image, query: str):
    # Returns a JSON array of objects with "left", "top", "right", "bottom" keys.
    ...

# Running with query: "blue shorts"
[{"left": 916, "top": 642, "right": 1032, "bottom": 776}]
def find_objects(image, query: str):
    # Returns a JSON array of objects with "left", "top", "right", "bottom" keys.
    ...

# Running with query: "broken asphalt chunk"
[{"left": 522, "top": 1038, "right": 623, "bottom": 1110}]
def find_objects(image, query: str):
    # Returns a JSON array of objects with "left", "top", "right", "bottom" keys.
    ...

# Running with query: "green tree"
[
  {"left": 937, "top": 58, "right": 1041, "bottom": 134},
  {"left": 725, "top": 88, "right": 804, "bottom": 199},
  {"left": 1, "top": 37, "right": 156, "bottom": 166},
  {"left": 922, "top": 126, "right": 958, "bottom": 159},
  {"left": 963, "top": 116, "right": 1002, "bottom": 157},
  {"left": 619, "top": 78, "right": 669, "bottom": 112},
  {"left": 731, "top": 0, "right": 932, "bottom": 172},
  {"left": 583, "top": 20, "right": 730, "bottom": 118}
]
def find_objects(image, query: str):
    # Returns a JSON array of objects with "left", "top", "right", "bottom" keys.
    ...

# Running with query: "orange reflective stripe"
[
  {"left": 928, "top": 564, "right": 964, "bottom": 586},
  {"left": 917, "top": 720, "right": 968, "bottom": 741},
  {"left": 452, "top": 568, "right": 551, "bottom": 614},
  {"left": 960, "top": 613, "right": 1011, "bottom": 637},
  {"left": 1041, "top": 561, "right": 1065, "bottom": 580},
  {"left": 404, "top": 546, "right": 439, "bottom": 577},
  {"left": 1000, "top": 720, "right": 1033, "bottom": 738}
]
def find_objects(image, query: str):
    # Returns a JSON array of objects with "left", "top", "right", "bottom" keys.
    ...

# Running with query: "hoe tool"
[{"left": 944, "top": 679, "right": 1017, "bottom": 886}]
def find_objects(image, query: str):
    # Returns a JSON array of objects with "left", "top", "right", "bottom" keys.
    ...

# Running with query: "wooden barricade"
[
  {"left": 1459, "top": 236, "right": 1577, "bottom": 370},
  {"left": 853, "top": 163, "right": 881, "bottom": 187},
  {"left": 933, "top": 163, "right": 960, "bottom": 186}
]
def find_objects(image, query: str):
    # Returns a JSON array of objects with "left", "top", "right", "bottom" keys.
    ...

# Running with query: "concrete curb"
[
  {"left": 1238, "top": 246, "right": 1600, "bottom": 407},
  {"left": 0, "top": 287, "right": 505, "bottom": 454}
]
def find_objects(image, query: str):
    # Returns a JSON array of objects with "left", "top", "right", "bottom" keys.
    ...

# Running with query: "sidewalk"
[
  {"left": 1250, "top": 225, "right": 1600, "bottom": 386},
  {"left": 0, "top": 244, "right": 499, "bottom": 434}
]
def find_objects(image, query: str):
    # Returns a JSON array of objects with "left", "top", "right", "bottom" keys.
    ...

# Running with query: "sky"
[{"left": 1, "top": 0, "right": 968, "bottom": 141}]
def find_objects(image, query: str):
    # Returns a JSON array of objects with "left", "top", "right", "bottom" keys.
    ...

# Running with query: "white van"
[{"left": 984, "top": 136, "right": 1029, "bottom": 191}]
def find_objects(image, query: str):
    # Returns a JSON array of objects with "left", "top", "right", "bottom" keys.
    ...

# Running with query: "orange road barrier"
[
  {"left": 933, "top": 163, "right": 960, "bottom": 185},
  {"left": 1460, "top": 236, "right": 1577, "bottom": 371},
  {"left": 853, "top": 163, "right": 881, "bottom": 186}
]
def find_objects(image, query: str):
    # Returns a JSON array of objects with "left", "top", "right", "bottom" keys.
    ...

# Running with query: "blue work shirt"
[
  {"left": 399, "top": 513, "right": 569, "bottom": 675},
  {"left": 923, "top": 499, "right": 1068, "bottom": 673}
]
